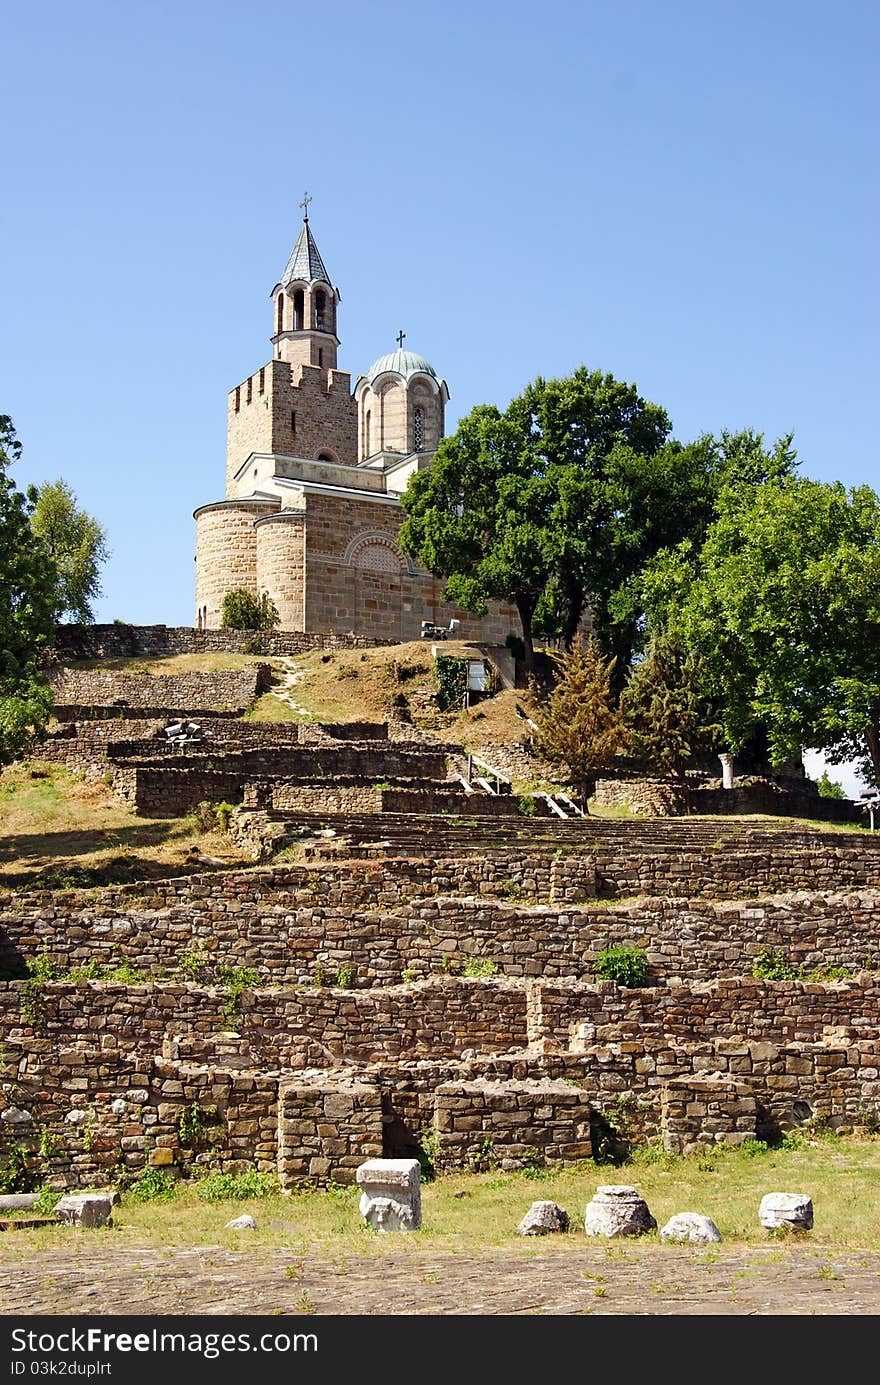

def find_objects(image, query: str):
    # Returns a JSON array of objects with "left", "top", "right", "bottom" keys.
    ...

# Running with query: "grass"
[
  {"left": 64, "top": 653, "right": 267, "bottom": 675},
  {"left": 0, "top": 762, "right": 249, "bottom": 890},
  {"left": 5, "top": 1134, "right": 880, "bottom": 1259}
]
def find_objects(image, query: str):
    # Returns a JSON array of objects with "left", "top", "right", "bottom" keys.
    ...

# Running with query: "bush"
[
  {"left": 461, "top": 957, "right": 499, "bottom": 977},
  {"left": 194, "top": 1170, "right": 278, "bottom": 1201},
  {"left": 220, "top": 589, "right": 279, "bottom": 632},
  {"left": 126, "top": 1167, "right": 179, "bottom": 1202},
  {"left": 434, "top": 655, "right": 468, "bottom": 710},
  {"left": 593, "top": 944, "right": 649, "bottom": 988},
  {"left": 752, "top": 947, "right": 801, "bottom": 981}
]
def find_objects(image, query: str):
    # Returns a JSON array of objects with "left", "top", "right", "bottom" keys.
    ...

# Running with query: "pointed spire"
[{"left": 279, "top": 199, "right": 331, "bottom": 289}]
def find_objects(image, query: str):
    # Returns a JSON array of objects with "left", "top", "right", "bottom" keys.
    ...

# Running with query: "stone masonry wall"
[
  {"left": 194, "top": 500, "right": 279, "bottom": 628},
  {"left": 434, "top": 1079, "right": 593, "bottom": 1170},
  {"left": 3, "top": 989, "right": 879, "bottom": 1187},
  {"left": 48, "top": 624, "right": 393, "bottom": 661},
  {"left": 47, "top": 667, "right": 271, "bottom": 712},
  {"left": 5, "top": 860, "right": 880, "bottom": 985},
  {"left": 277, "top": 1076, "right": 383, "bottom": 1185}
]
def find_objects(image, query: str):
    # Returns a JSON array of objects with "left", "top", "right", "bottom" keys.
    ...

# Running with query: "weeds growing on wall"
[
  {"left": 178, "top": 1102, "right": 221, "bottom": 1153},
  {"left": 0, "top": 1142, "right": 40, "bottom": 1194},
  {"left": 21, "top": 953, "right": 59, "bottom": 1032},
  {"left": 461, "top": 958, "right": 499, "bottom": 977},
  {"left": 216, "top": 965, "right": 261, "bottom": 1024},
  {"left": 593, "top": 944, "right": 649, "bottom": 988},
  {"left": 751, "top": 947, "right": 850, "bottom": 982}
]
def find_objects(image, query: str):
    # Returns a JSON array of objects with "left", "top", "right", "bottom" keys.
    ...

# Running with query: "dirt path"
[{"left": 2, "top": 1242, "right": 879, "bottom": 1315}]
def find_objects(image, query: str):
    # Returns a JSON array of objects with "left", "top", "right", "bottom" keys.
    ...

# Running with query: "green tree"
[
  {"left": 533, "top": 636, "right": 628, "bottom": 809},
  {"left": 0, "top": 417, "right": 55, "bottom": 761},
  {"left": 399, "top": 404, "right": 558, "bottom": 673},
  {"left": 400, "top": 368, "right": 795, "bottom": 683},
  {"left": 641, "top": 476, "right": 880, "bottom": 786},
  {"left": 399, "top": 369, "right": 674, "bottom": 673},
  {"left": 220, "top": 588, "right": 280, "bottom": 631},
  {"left": 28, "top": 479, "right": 110, "bottom": 623},
  {"left": 815, "top": 770, "right": 845, "bottom": 800},
  {"left": 621, "top": 632, "right": 721, "bottom": 811}
]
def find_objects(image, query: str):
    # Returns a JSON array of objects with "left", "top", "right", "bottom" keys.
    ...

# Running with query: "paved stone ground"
[{"left": 1, "top": 1242, "right": 879, "bottom": 1315}]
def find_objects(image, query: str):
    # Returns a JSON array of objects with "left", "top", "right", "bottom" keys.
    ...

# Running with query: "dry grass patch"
[
  {"left": 0, "top": 762, "right": 249, "bottom": 889},
  {"left": 63, "top": 653, "right": 267, "bottom": 675}
]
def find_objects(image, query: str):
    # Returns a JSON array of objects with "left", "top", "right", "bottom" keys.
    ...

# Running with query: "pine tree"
[
  {"left": 534, "top": 636, "right": 627, "bottom": 810},
  {"left": 621, "top": 633, "right": 720, "bottom": 811}
]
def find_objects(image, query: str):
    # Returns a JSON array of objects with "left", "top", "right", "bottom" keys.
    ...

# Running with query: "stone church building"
[{"left": 194, "top": 209, "right": 518, "bottom": 643}]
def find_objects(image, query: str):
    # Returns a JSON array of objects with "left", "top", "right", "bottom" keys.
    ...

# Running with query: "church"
[{"left": 194, "top": 203, "right": 518, "bottom": 643}]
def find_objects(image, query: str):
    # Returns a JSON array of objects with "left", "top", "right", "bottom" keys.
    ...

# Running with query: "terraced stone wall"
[
  {"left": 47, "top": 667, "right": 271, "bottom": 712},
  {"left": 49, "top": 625, "right": 392, "bottom": 660}
]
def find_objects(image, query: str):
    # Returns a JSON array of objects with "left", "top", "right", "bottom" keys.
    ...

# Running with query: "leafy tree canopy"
[
  {"left": 0, "top": 416, "right": 55, "bottom": 762},
  {"left": 400, "top": 366, "right": 797, "bottom": 680},
  {"left": 641, "top": 476, "right": 880, "bottom": 785},
  {"left": 399, "top": 368, "right": 672, "bottom": 670},
  {"left": 28, "top": 479, "right": 110, "bottom": 623}
]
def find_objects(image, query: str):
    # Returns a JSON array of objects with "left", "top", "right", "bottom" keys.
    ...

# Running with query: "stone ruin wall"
[
  {"left": 3, "top": 978, "right": 879, "bottom": 1188},
  {"left": 7, "top": 857, "right": 880, "bottom": 985},
  {"left": 47, "top": 667, "right": 272, "bottom": 712},
  {"left": 48, "top": 624, "right": 393, "bottom": 662},
  {"left": 594, "top": 775, "right": 861, "bottom": 825}
]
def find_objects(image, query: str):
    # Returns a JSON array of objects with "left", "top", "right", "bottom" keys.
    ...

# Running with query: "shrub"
[
  {"left": 0, "top": 1142, "right": 39, "bottom": 1194},
  {"left": 434, "top": 655, "right": 468, "bottom": 711},
  {"left": 194, "top": 1169, "right": 278, "bottom": 1201},
  {"left": 516, "top": 795, "right": 537, "bottom": 817},
  {"left": 461, "top": 957, "right": 498, "bottom": 977},
  {"left": 593, "top": 944, "right": 649, "bottom": 988},
  {"left": 213, "top": 800, "right": 236, "bottom": 832},
  {"left": 126, "top": 1167, "right": 179, "bottom": 1202},
  {"left": 752, "top": 947, "right": 802, "bottom": 981},
  {"left": 220, "top": 588, "right": 279, "bottom": 632}
]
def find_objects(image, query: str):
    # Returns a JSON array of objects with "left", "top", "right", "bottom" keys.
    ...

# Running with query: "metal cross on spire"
[
  {"left": 396, "top": 329, "right": 406, "bottom": 349},
  {"left": 300, "top": 191, "right": 312, "bottom": 222}
]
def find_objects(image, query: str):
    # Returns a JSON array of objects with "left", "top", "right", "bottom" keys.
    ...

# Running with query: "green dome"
[{"left": 366, "top": 350, "right": 437, "bottom": 385}]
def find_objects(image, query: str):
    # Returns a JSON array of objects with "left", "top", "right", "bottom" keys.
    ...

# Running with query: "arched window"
[
  {"left": 276, "top": 295, "right": 285, "bottom": 335},
  {"left": 365, "top": 409, "right": 371, "bottom": 457},
  {"left": 293, "top": 289, "right": 304, "bottom": 331},
  {"left": 314, "top": 289, "right": 326, "bottom": 331},
  {"left": 413, "top": 405, "right": 424, "bottom": 453}
]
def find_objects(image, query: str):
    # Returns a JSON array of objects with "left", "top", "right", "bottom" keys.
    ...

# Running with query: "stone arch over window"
[
  {"left": 344, "top": 532, "right": 406, "bottom": 573},
  {"left": 316, "top": 448, "right": 339, "bottom": 464}
]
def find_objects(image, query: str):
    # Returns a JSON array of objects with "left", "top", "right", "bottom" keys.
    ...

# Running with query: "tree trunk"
[
  {"left": 515, "top": 598, "right": 537, "bottom": 678},
  {"left": 865, "top": 717, "right": 880, "bottom": 788}
]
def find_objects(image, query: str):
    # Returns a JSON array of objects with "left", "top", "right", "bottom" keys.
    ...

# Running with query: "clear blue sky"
[{"left": 2, "top": 0, "right": 877, "bottom": 647}]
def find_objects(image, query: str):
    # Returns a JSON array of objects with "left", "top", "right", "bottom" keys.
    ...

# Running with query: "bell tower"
[{"left": 270, "top": 194, "right": 340, "bottom": 372}]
